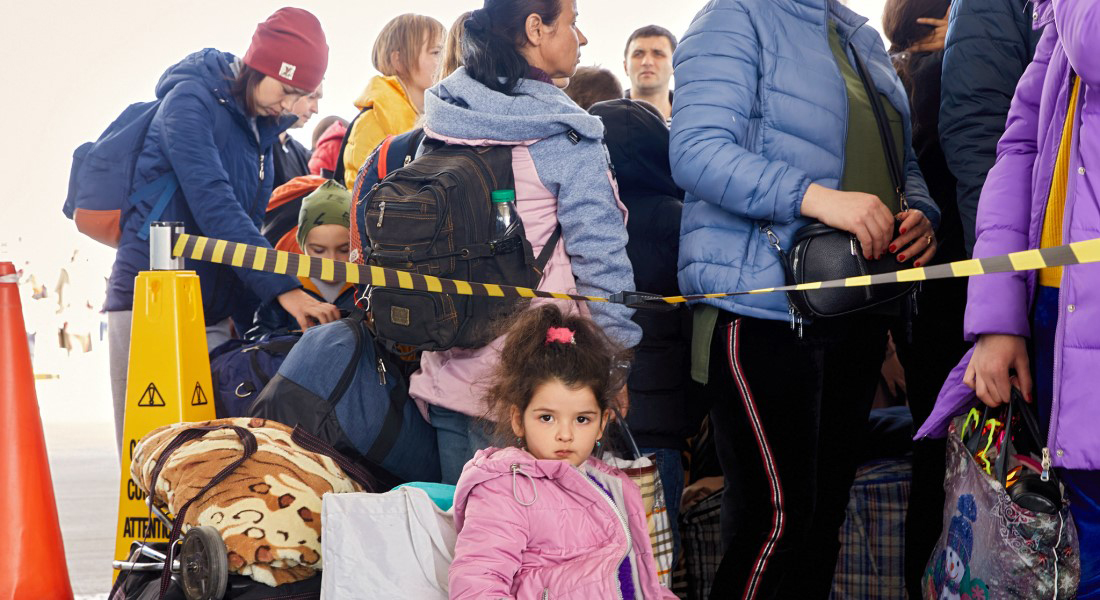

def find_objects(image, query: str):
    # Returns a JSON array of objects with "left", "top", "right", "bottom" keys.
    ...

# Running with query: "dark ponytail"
[
  {"left": 462, "top": 0, "right": 563, "bottom": 95},
  {"left": 882, "top": 0, "right": 950, "bottom": 90}
]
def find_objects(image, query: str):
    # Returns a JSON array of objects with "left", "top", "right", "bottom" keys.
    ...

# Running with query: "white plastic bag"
[{"left": 321, "top": 487, "right": 456, "bottom": 599}]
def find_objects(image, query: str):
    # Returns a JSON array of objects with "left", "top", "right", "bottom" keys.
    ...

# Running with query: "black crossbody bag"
[{"left": 768, "top": 42, "right": 917, "bottom": 325}]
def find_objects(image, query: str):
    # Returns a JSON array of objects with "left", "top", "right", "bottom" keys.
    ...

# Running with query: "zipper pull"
[
  {"left": 376, "top": 201, "right": 386, "bottom": 228},
  {"left": 258, "top": 154, "right": 265, "bottom": 181},
  {"left": 377, "top": 358, "right": 388, "bottom": 385},
  {"left": 850, "top": 237, "right": 858, "bottom": 256},
  {"left": 789, "top": 305, "right": 797, "bottom": 331},
  {"left": 1041, "top": 448, "right": 1052, "bottom": 482}
]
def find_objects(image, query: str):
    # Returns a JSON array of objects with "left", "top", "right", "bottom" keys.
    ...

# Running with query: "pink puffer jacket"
[{"left": 449, "top": 446, "right": 676, "bottom": 600}]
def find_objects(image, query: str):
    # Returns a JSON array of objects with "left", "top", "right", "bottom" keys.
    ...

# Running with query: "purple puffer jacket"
[{"left": 916, "top": 0, "right": 1100, "bottom": 470}]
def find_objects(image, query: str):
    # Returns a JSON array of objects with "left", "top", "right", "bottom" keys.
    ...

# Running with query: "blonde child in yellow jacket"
[{"left": 342, "top": 14, "right": 444, "bottom": 188}]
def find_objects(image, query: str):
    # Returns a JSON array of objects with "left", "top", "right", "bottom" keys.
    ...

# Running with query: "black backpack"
[{"left": 363, "top": 142, "right": 560, "bottom": 351}]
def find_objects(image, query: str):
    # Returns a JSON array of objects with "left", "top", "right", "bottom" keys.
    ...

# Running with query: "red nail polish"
[
  {"left": 898, "top": 255, "right": 906, "bottom": 262},
  {"left": 889, "top": 245, "right": 897, "bottom": 253},
  {"left": 900, "top": 227, "right": 907, "bottom": 234},
  {"left": 914, "top": 261, "right": 922, "bottom": 267}
]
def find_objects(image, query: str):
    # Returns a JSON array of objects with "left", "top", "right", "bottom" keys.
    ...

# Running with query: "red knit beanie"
[{"left": 243, "top": 7, "right": 328, "bottom": 92}]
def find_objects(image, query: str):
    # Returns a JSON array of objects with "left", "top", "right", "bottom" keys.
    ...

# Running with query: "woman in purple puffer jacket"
[{"left": 917, "top": 0, "right": 1100, "bottom": 593}]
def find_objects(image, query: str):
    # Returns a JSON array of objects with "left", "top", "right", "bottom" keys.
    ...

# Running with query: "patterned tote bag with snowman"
[{"left": 921, "top": 393, "right": 1079, "bottom": 599}]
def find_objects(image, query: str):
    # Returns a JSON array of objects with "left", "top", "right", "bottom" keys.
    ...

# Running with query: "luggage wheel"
[{"left": 179, "top": 526, "right": 228, "bottom": 600}]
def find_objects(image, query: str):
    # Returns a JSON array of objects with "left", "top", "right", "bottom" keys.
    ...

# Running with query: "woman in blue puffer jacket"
[
  {"left": 671, "top": 0, "right": 941, "bottom": 597},
  {"left": 104, "top": 8, "right": 337, "bottom": 454}
]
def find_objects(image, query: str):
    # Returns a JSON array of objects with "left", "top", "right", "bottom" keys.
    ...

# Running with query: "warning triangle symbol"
[
  {"left": 191, "top": 382, "right": 209, "bottom": 406},
  {"left": 137, "top": 383, "right": 166, "bottom": 407}
]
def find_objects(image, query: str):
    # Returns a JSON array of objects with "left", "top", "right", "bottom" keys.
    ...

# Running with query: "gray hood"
[{"left": 423, "top": 67, "right": 606, "bottom": 143}]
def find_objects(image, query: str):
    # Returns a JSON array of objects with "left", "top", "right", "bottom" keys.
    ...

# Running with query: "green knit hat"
[{"left": 297, "top": 180, "right": 351, "bottom": 247}]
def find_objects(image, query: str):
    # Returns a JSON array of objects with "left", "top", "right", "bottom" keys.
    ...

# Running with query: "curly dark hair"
[{"left": 482, "top": 304, "right": 629, "bottom": 443}]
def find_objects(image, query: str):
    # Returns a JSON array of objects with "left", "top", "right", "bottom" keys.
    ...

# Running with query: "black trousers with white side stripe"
[{"left": 705, "top": 312, "right": 891, "bottom": 600}]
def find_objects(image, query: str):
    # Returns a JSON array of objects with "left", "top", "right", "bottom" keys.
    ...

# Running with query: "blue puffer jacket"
[
  {"left": 105, "top": 49, "right": 300, "bottom": 325},
  {"left": 671, "top": 0, "right": 939, "bottom": 322},
  {"left": 938, "top": 0, "right": 1043, "bottom": 254}
]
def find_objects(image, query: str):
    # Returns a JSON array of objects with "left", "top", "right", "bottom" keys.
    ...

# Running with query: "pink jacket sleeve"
[
  {"left": 1053, "top": 0, "right": 1100, "bottom": 87},
  {"left": 963, "top": 28, "right": 1057, "bottom": 340},
  {"left": 449, "top": 478, "right": 529, "bottom": 600}
]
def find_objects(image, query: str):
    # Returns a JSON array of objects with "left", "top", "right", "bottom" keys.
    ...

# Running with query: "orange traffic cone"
[{"left": 0, "top": 261, "right": 73, "bottom": 599}]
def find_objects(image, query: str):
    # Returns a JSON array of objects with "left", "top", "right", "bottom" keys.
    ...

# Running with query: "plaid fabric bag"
[
  {"left": 679, "top": 488, "right": 722, "bottom": 600},
  {"left": 602, "top": 414, "right": 676, "bottom": 589},
  {"left": 601, "top": 453, "right": 675, "bottom": 588},
  {"left": 830, "top": 458, "right": 912, "bottom": 599}
]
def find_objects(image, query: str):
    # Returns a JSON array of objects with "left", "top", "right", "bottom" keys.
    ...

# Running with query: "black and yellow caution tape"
[
  {"left": 173, "top": 233, "right": 611, "bottom": 303},
  {"left": 173, "top": 233, "right": 1100, "bottom": 306}
]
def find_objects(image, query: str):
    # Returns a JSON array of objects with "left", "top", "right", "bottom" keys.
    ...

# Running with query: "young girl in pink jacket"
[{"left": 448, "top": 305, "right": 676, "bottom": 600}]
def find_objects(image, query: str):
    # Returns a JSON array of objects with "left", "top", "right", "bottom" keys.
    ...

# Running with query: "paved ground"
[{"left": 36, "top": 341, "right": 118, "bottom": 598}]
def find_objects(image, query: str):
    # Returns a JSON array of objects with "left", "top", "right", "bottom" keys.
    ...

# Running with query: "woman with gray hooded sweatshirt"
[{"left": 412, "top": 0, "right": 641, "bottom": 484}]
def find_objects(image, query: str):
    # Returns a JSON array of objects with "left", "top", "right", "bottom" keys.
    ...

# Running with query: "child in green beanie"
[{"left": 247, "top": 180, "right": 358, "bottom": 337}]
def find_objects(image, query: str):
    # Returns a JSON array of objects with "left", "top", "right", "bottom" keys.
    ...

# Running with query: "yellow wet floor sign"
[{"left": 114, "top": 270, "right": 216, "bottom": 577}]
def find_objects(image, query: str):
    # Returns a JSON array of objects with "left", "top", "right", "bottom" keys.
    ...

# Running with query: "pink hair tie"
[{"left": 545, "top": 326, "right": 576, "bottom": 345}]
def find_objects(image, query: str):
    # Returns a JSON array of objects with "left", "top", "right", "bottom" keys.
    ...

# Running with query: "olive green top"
[{"left": 828, "top": 21, "right": 905, "bottom": 213}]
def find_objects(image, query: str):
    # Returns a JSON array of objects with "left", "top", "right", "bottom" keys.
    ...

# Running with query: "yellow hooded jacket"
[{"left": 342, "top": 75, "right": 419, "bottom": 189}]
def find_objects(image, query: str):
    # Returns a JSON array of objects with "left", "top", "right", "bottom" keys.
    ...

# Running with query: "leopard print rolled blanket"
[{"left": 131, "top": 417, "right": 365, "bottom": 586}]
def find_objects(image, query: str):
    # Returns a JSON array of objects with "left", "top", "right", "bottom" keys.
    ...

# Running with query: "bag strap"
[
  {"left": 610, "top": 405, "right": 643, "bottom": 460},
  {"left": 290, "top": 425, "right": 380, "bottom": 492},
  {"left": 332, "top": 106, "right": 370, "bottom": 185},
  {"left": 996, "top": 389, "right": 1058, "bottom": 487},
  {"left": 152, "top": 424, "right": 259, "bottom": 598},
  {"left": 534, "top": 224, "right": 563, "bottom": 277},
  {"left": 316, "top": 312, "right": 368, "bottom": 425},
  {"left": 848, "top": 42, "right": 906, "bottom": 207},
  {"left": 405, "top": 129, "right": 427, "bottom": 165},
  {"left": 133, "top": 173, "right": 179, "bottom": 242},
  {"left": 379, "top": 128, "right": 427, "bottom": 181},
  {"left": 376, "top": 135, "right": 397, "bottom": 180}
]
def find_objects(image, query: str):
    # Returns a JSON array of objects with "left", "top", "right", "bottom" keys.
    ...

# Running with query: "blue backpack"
[{"left": 63, "top": 100, "right": 178, "bottom": 247}]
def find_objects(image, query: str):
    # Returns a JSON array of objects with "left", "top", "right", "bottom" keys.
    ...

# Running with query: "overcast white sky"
[{"left": 0, "top": 0, "right": 886, "bottom": 282}]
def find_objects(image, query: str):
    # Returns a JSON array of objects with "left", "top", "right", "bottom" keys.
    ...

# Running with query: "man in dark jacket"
[
  {"left": 939, "top": 0, "right": 1044, "bottom": 254},
  {"left": 589, "top": 98, "right": 705, "bottom": 558}
]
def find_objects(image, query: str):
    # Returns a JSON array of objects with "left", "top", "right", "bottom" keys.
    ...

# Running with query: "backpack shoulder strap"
[
  {"left": 534, "top": 224, "right": 562, "bottom": 277},
  {"left": 333, "top": 106, "right": 371, "bottom": 185},
  {"left": 379, "top": 127, "right": 428, "bottom": 180},
  {"left": 130, "top": 172, "right": 179, "bottom": 242},
  {"left": 404, "top": 128, "right": 427, "bottom": 164},
  {"left": 376, "top": 135, "right": 397, "bottom": 180}
]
